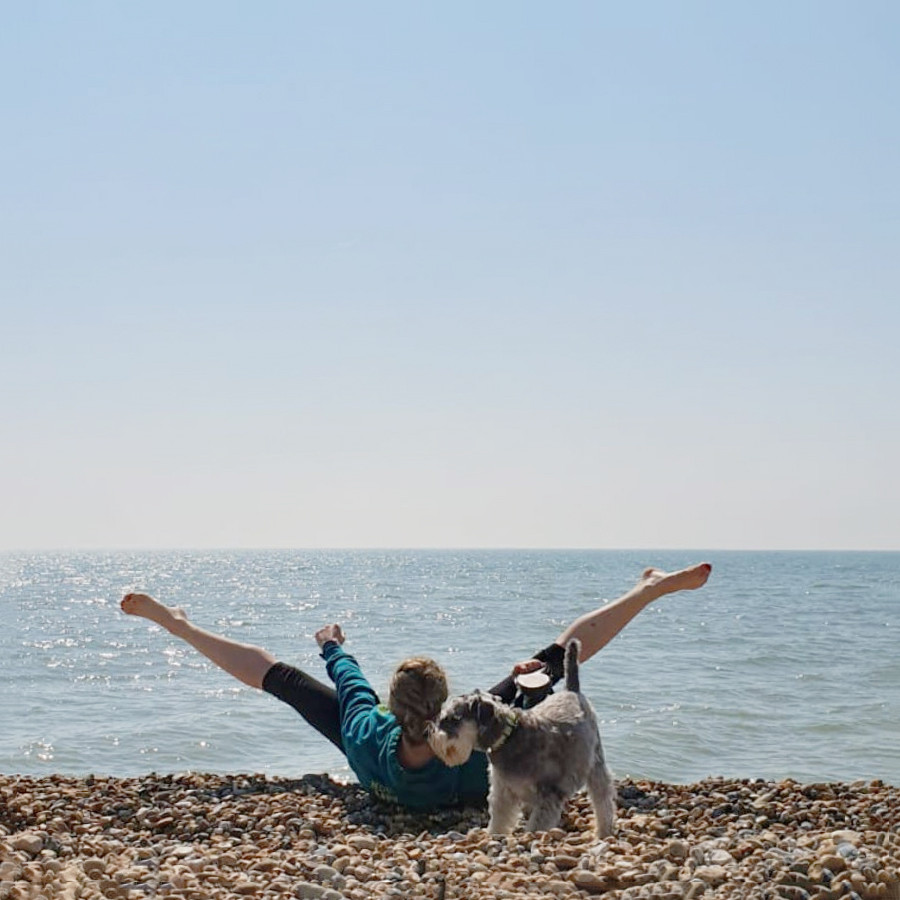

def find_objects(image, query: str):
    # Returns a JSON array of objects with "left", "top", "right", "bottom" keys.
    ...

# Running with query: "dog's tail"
[{"left": 564, "top": 639, "right": 581, "bottom": 693}]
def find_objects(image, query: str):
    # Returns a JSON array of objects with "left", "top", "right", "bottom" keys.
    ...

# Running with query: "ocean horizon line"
[{"left": 3, "top": 545, "right": 899, "bottom": 554}]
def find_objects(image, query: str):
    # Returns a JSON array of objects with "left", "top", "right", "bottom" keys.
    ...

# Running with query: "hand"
[
  {"left": 511, "top": 658, "right": 544, "bottom": 677},
  {"left": 315, "top": 624, "right": 345, "bottom": 648}
]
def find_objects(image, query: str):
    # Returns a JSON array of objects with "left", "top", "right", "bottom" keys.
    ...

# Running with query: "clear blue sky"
[{"left": 2, "top": 2, "right": 898, "bottom": 550}]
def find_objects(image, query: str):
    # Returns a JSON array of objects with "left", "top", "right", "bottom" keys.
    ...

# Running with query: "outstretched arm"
[{"left": 316, "top": 625, "right": 381, "bottom": 740}]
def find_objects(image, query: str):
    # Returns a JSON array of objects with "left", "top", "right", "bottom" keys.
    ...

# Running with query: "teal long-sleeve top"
[{"left": 321, "top": 641, "right": 489, "bottom": 810}]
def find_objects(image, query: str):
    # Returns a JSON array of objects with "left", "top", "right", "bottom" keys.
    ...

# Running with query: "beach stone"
[
  {"left": 346, "top": 835, "right": 377, "bottom": 852},
  {"left": 295, "top": 884, "right": 328, "bottom": 899},
  {"left": 313, "top": 865, "right": 346, "bottom": 889},
  {"left": 249, "top": 857, "right": 280, "bottom": 873},
  {"left": 10, "top": 835, "right": 42, "bottom": 856},
  {"left": 832, "top": 831, "right": 863, "bottom": 846},
  {"left": 818, "top": 854, "right": 847, "bottom": 873},
  {"left": 1, "top": 773, "right": 899, "bottom": 900},
  {"left": 648, "top": 860, "right": 680, "bottom": 882},
  {"left": 331, "top": 856, "right": 351, "bottom": 873},
  {"left": 775, "top": 887, "right": 811, "bottom": 900},
  {"left": 83, "top": 857, "right": 107, "bottom": 878},
  {"left": 571, "top": 870, "right": 613, "bottom": 893},
  {"left": 98, "top": 877, "right": 121, "bottom": 896},
  {"left": 694, "top": 865, "right": 729, "bottom": 885},
  {"left": 779, "top": 871, "right": 814, "bottom": 891}
]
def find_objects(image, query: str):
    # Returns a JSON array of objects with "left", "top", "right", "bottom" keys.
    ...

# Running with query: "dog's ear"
[
  {"left": 473, "top": 696, "right": 496, "bottom": 728},
  {"left": 477, "top": 703, "right": 494, "bottom": 727},
  {"left": 465, "top": 692, "right": 485, "bottom": 719}
]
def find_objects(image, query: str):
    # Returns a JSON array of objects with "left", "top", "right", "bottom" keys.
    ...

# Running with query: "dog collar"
[{"left": 487, "top": 711, "right": 519, "bottom": 753}]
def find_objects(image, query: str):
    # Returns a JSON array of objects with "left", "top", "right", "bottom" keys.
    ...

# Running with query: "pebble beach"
[{"left": 1, "top": 773, "right": 897, "bottom": 900}]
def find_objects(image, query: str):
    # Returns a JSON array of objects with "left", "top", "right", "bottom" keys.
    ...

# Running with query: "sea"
[{"left": 1, "top": 550, "right": 897, "bottom": 786}]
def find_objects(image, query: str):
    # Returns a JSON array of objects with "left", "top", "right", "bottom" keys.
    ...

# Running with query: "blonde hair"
[{"left": 388, "top": 656, "right": 449, "bottom": 744}]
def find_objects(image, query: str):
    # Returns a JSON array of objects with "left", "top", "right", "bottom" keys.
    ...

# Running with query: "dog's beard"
[{"left": 428, "top": 720, "right": 479, "bottom": 766}]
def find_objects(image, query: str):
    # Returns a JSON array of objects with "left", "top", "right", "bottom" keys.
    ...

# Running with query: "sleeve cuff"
[{"left": 320, "top": 641, "right": 343, "bottom": 660}]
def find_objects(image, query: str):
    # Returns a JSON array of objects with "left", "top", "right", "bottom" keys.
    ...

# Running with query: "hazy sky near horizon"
[{"left": 2, "top": 2, "right": 898, "bottom": 551}]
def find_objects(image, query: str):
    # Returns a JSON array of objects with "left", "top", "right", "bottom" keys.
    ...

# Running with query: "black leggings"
[{"left": 261, "top": 642, "right": 567, "bottom": 755}]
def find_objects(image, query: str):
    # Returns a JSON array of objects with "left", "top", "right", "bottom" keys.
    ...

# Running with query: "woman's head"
[{"left": 388, "top": 656, "right": 449, "bottom": 744}]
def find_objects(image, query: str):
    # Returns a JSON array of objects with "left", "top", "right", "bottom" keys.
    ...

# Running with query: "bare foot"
[
  {"left": 638, "top": 563, "right": 712, "bottom": 600},
  {"left": 121, "top": 593, "right": 189, "bottom": 634}
]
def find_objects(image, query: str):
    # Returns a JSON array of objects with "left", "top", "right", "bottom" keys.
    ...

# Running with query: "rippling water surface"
[{"left": 1, "top": 550, "right": 897, "bottom": 784}]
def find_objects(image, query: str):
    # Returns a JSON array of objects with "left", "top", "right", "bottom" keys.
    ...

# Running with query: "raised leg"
[
  {"left": 120, "top": 593, "right": 275, "bottom": 689},
  {"left": 555, "top": 563, "right": 712, "bottom": 662}
]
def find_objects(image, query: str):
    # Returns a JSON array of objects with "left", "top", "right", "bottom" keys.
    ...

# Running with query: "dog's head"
[{"left": 428, "top": 690, "right": 514, "bottom": 766}]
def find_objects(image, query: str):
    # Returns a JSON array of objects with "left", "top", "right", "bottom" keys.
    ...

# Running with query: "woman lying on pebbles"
[{"left": 120, "top": 563, "right": 712, "bottom": 811}]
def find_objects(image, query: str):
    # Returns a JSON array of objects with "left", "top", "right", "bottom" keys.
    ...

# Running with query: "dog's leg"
[
  {"left": 524, "top": 788, "right": 566, "bottom": 832},
  {"left": 585, "top": 755, "right": 617, "bottom": 838},
  {"left": 487, "top": 778, "right": 521, "bottom": 834}
]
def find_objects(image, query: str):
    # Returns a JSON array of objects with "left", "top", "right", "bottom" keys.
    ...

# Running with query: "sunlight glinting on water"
[{"left": 0, "top": 549, "right": 898, "bottom": 784}]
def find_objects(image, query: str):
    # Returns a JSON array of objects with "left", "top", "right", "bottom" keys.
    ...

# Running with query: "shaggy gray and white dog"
[{"left": 429, "top": 639, "right": 616, "bottom": 836}]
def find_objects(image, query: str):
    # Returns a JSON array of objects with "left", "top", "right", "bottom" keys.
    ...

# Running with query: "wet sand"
[{"left": 1, "top": 773, "right": 897, "bottom": 899}]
